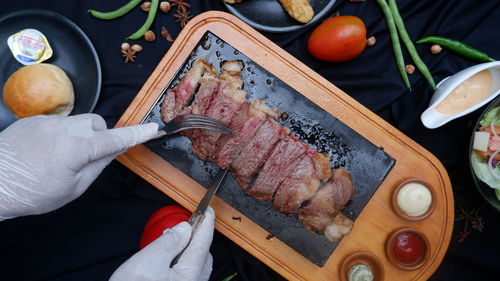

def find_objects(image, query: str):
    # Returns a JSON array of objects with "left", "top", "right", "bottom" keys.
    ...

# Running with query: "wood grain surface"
[{"left": 115, "top": 11, "right": 454, "bottom": 281}]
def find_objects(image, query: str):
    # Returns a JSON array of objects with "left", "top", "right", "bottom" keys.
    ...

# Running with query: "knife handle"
[{"left": 170, "top": 212, "right": 205, "bottom": 266}]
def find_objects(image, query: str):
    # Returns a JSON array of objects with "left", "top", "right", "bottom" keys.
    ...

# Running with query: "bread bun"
[{"left": 2, "top": 63, "right": 74, "bottom": 118}]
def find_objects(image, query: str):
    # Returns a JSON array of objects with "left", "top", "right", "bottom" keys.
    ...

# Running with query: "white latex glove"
[
  {"left": 110, "top": 207, "right": 215, "bottom": 281},
  {"left": 0, "top": 114, "right": 158, "bottom": 220}
]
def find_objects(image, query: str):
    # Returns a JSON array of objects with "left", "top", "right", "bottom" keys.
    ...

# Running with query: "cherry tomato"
[
  {"left": 307, "top": 16, "right": 367, "bottom": 62},
  {"left": 139, "top": 205, "right": 191, "bottom": 249}
]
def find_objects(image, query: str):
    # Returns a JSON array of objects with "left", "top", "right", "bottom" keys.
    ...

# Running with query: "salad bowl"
[{"left": 469, "top": 95, "right": 500, "bottom": 211}]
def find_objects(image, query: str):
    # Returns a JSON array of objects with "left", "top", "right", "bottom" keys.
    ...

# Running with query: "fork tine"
[
  {"left": 175, "top": 125, "right": 233, "bottom": 136},
  {"left": 181, "top": 122, "right": 233, "bottom": 135},
  {"left": 179, "top": 115, "right": 227, "bottom": 126},
  {"left": 158, "top": 114, "right": 233, "bottom": 138},
  {"left": 180, "top": 119, "right": 229, "bottom": 129}
]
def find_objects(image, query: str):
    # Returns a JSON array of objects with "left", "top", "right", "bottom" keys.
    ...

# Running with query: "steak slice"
[
  {"left": 181, "top": 65, "right": 220, "bottom": 116},
  {"left": 191, "top": 61, "right": 247, "bottom": 161},
  {"left": 247, "top": 136, "right": 308, "bottom": 201},
  {"left": 298, "top": 168, "right": 355, "bottom": 234},
  {"left": 231, "top": 119, "right": 288, "bottom": 190},
  {"left": 160, "top": 58, "right": 210, "bottom": 123},
  {"left": 180, "top": 71, "right": 220, "bottom": 140},
  {"left": 272, "top": 151, "right": 331, "bottom": 214},
  {"left": 216, "top": 99, "right": 278, "bottom": 168}
]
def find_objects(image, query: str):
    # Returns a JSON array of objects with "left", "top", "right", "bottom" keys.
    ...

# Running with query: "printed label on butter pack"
[{"left": 7, "top": 29, "right": 53, "bottom": 65}]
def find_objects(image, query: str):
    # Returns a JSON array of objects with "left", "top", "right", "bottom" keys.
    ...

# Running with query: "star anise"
[
  {"left": 170, "top": 0, "right": 190, "bottom": 13},
  {"left": 121, "top": 49, "right": 136, "bottom": 63},
  {"left": 471, "top": 214, "right": 484, "bottom": 232},
  {"left": 174, "top": 9, "right": 193, "bottom": 28},
  {"left": 456, "top": 228, "right": 472, "bottom": 243},
  {"left": 455, "top": 206, "right": 485, "bottom": 242},
  {"left": 455, "top": 206, "right": 474, "bottom": 222}
]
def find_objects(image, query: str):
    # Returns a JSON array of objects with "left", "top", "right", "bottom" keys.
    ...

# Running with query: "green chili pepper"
[
  {"left": 88, "top": 0, "right": 142, "bottom": 20},
  {"left": 388, "top": 0, "right": 436, "bottom": 90},
  {"left": 127, "top": 0, "right": 159, "bottom": 40},
  {"left": 416, "top": 36, "right": 496, "bottom": 62},
  {"left": 221, "top": 272, "right": 237, "bottom": 281},
  {"left": 376, "top": 0, "right": 411, "bottom": 89}
]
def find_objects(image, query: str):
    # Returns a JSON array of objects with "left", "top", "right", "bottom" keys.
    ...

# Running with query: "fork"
[{"left": 154, "top": 114, "right": 233, "bottom": 139}]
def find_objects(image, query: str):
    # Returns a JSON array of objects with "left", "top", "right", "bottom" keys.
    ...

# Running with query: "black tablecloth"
[{"left": 1, "top": 1, "right": 499, "bottom": 280}]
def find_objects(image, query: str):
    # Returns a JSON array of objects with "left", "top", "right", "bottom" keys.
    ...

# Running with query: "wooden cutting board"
[{"left": 115, "top": 11, "right": 453, "bottom": 281}]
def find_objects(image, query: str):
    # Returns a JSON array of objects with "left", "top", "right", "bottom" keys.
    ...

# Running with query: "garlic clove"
[{"left": 131, "top": 44, "right": 143, "bottom": 52}]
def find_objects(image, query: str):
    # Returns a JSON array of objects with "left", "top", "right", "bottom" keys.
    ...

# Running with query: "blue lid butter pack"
[{"left": 7, "top": 29, "right": 53, "bottom": 65}]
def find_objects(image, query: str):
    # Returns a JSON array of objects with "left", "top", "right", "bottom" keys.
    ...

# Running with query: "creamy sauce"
[
  {"left": 436, "top": 70, "right": 492, "bottom": 115},
  {"left": 348, "top": 264, "right": 373, "bottom": 281},
  {"left": 397, "top": 183, "right": 432, "bottom": 217}
]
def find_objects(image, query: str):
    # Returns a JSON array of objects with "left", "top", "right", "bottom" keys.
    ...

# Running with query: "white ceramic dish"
[{"left": 421, "top": 61, "right": 500, "bottom": 129}]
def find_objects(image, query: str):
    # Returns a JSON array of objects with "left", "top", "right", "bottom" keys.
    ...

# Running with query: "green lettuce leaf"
[
  {"left": 471, "top": 151, "right": 500, "bottom": 190},
  {"left": 479, "top": 106, "right": 500, "bottom": 127}
]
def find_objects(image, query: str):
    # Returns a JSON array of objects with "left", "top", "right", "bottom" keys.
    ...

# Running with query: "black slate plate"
[
  {"left": 224, "top": 0, "right": 340, "bottom": 33},
  {"left": 0, "top": 9, "right": 101, "bottom": 131},
  {"left": 142, "top": 32, "right": 395, "bottom": 266},
  {"left": 469, "top": 95, "right": 500, "bottom": 211}
]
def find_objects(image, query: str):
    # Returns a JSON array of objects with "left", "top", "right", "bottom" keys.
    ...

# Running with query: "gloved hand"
[
  {"left": 0, "top": 114, "right": 158, "bottom": 220},
  {"left": 110, "top": 207, "right": 215, "bottom": 281}
]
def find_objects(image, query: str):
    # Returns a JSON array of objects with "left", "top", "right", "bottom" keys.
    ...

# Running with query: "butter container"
[{"left": 7, "top": 28, "right": 53, "bottom": 65}]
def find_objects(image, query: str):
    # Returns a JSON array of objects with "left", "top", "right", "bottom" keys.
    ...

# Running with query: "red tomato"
[
  {"left": 307, "top": 16, "right": 367, "bottom": 62},
  {"left": 139, "top": 205, "right": 191, "bottom": 249}
]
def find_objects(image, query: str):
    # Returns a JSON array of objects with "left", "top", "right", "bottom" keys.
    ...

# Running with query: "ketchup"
[{"left": 391, "top": 232, "right": 425, "bottom": 264}]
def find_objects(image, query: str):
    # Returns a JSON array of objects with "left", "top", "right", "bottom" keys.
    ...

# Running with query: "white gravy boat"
[{"left": 421, "top": 61, "right": 500, "bottom": 129}]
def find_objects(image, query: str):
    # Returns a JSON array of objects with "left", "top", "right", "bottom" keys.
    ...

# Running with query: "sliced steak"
[
  {"left": 160, "top": 58, "right": 210, "bottom": 123},
  {"left": 231, "top": 119, "right": 288, "bottom": 189},
  {"left": 191, "top": 61, "right": 247, "bottom": 161},
  {"left": 181, "top": 65, "right": 220, "bottom": 116},
  {"left": 180, "top": 73, "right": 220, "bottom": 140},
  {"left": 298, "top": 168, "right": 355, "bottom": 233},
  {"left": 247, "top": 136, "right": 308, "bottom": 201},
  {"left": 216, "top": 99, "right": 278, "bottom": 168},
  {"left": 272, "top": 151, "right": 331, "bottom": 214}
]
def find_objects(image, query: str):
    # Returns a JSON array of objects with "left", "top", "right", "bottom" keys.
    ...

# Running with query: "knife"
[{"left": 170, "top": 168, "right": 228, "bottom": 266}]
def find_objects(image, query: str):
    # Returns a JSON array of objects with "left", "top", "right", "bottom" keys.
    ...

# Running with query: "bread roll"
[
  {"left": 278, "top": 0, "right": 315, "bottom": 23},
  {"left": 2, "top": 63, "right": 74, "bottom": 118}
]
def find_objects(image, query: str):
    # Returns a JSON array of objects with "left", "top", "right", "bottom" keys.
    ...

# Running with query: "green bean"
[
  {"left": 221, "top": 273, "right": 237, "bottom": 281},
  {"left": 388, "top": 0, "right": 436, "bottom": 90},
  {"left": 127, "top": 0, "right": 159, "bottom": 40},
  {"left": 376, "top": 0, "right": 411, "bottom": 89},
  {"left": 416, "top": 36, "right": 496, "bottom": 63},
  {"left": 88, "top": 0, "right": 142, "bottom": 20}
]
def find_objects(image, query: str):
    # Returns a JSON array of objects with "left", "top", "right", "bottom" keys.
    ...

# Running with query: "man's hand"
[
  {"left": 0, "top": 114, "right": 158, "bottom": 220},
  {"left": 110, "top": 208, "right": 215, "bottom": 281}
]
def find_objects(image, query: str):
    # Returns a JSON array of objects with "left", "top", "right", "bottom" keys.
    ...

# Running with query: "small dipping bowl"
[
  {"left": 392, "top": 178, "right": 436, "bottom": 222},
  {"left": 421, "top": 61, "right": 500, "bottom": 129},
  {"left": 385, "top": 228, "right": 430, "bottom": 271},
  {"left": 340, "top": 251, "right": 384, "bottom": 281}
]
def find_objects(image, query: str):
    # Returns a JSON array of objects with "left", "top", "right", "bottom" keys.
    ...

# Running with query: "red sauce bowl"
[{"left": 385, "top": 228, "right": 430, "bottom": 270}]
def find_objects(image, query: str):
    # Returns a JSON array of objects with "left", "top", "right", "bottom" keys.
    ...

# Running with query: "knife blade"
[{"left": 170, "top": 168, "right": 228, "bottom": 266}]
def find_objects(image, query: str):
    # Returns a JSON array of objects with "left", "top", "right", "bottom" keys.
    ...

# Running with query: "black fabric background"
[{"left": 1, "top": 1, "right": 499, "bottom": 280}]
